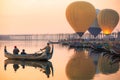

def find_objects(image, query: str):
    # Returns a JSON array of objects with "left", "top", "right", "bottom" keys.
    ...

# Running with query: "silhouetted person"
[
  {"left": 40, "top": 43, "right": 51, "bottom": 56},
  {"left": 4, "top": 46, "right": 7, "bottom": 53},
  {"left": 13, "top": 46, "right": 19, "bottom": 55},
  {"left": 13, "top": 64, "right": 19, "bottom": 72},
  {"left": 21, "top": 49, "right": 26, "bottom": 55}
]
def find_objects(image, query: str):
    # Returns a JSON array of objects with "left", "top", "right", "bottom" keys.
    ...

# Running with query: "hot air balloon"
[
  {"left": 88, "top": 9, "right": 102, "bottom": 37},
  {"left": 97, "top": 9, "right": 119, "bottom": 35},
  {"left": 66, "top": 51, "right": 96, "bottom": 80},
  {"left": 66, "top": 1, "right": 96, "bottom": 37},
  {"left": 98, "top": 55, "right": 119, "bottom": 74}
]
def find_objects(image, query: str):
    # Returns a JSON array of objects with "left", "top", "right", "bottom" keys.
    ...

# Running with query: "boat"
[
  {"left": 4, "top": 45, "right": 54, "bottom": 60},
  {"left": 4, "top": 59, "right": 54, "bottom": 78},
  {"left": 69, "top": 42, "right": 91, "bottom": 48},
  {"left": 90, "top": 44, "right": 111, "bottom": 53},
  {"left": 48, "top": 40, "right": 60, "bottom": 44},
  {"left": 111, "top": 45, "right": 120, "bottom": 54}
]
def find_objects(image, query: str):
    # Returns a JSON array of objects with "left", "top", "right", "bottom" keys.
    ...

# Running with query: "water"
[{"left": 0, "top": 41, "right": 120, "bottom": 80}]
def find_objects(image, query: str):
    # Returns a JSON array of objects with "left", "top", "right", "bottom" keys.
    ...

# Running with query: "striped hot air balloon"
[
  {"left": 88, "top": 9, "right": 102, "bottom": 37},
  {"left": 66, "top": 1, "right": 96, "bottom": 37},
  {"left": 97, "top": 9, "right": 119, "bottom": 35}
]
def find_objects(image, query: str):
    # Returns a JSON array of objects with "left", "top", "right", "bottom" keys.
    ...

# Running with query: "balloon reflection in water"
[
  {"left": 66, "top": 51, "right": 96, "bottom": 80},
  {"left": 98, "top": 55, "right": 119, "bottom": 74},
  {"left": 66, "top": 1, "right": 96, "bottom": 37},
  {"left": 4, "top": 59, "right": 54, "bottom": 78},
  {"left": 97, "top": 9, "right": 119, "bottom": 35}
]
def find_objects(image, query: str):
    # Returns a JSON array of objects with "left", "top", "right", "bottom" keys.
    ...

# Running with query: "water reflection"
[
  {"left": 4, "top": 59, "right": 54, "bottom": 78},
  {"left": 98, "top": 54, "right": 119, "bottom": 75},
  {"left": 88, "top": 50, "right": 101, "bottom": 74},
  {"left": 66, "top": 50, "right": 96, "bottom": 80},
  {"left": 1, "top": 41, "right": 120, "bottom": 80},
  {"left": 13, "top": 64, "right": 20, "bottom": 72},
  {"left": 88, "top": 49, "right": 120, "bottom": 75}
]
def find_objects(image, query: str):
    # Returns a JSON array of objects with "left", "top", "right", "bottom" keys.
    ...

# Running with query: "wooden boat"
[
  {"left": 111, "top": 45, "right": 120, "bottom": 54},
  {"left": 4, "top": 45, "right": 54, "bottom": 60},
  {"left": 90, "top": 44, "right": 111, "bottom": 53},
  {"left": 4, "top": 59, "right": 54, "bottom": 77},
  {"left": 48, "top": 40, "right": 60, "bottom": 44},
  {"left": 69, "top": 42, "right": 91, "bottom": 48}
]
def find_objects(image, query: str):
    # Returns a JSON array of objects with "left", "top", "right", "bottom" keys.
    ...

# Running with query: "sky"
[{"left": 0, "top": 0, "right": 120, "bottom": 34}]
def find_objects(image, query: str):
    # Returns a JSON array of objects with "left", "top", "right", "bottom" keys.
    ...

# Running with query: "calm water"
[{"left": 0, "top": 41, "right": 120, "bottom": 80}]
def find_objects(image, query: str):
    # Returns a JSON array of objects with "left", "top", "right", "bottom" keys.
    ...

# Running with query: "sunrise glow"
[
  {"left": 0, "top": 0, "right": 120, "bottom": 34},
  {"left": 103, "top": 29, "right": 111, "bottom": 35}
]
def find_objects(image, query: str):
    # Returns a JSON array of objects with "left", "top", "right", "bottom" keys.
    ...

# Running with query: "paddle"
[
  {"left": 35, "top": 49, "right": 44, "bottom": 54},
  {"left": 35, "top": 50, "right": 41, "bottom": 54}
]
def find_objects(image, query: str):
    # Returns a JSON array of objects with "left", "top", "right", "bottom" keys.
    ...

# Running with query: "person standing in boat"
[
  {"left": 40, "top": 43, "right": 51, "bottom": 56},
  {"left": 13, "top": 46, "right": 20, "bottom": 55}
]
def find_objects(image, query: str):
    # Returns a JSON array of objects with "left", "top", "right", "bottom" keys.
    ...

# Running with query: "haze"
[{"left": 0, "top": 0, "right": 120, "bottom": 34}]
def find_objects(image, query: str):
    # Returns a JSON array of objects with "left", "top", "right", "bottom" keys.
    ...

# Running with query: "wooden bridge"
[{"left": 0, "top": 32, "right": 120, "bottom": 41}]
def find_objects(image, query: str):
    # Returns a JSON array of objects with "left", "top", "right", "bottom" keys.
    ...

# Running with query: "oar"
[
  {"left": 35, "top": 50, "right": 42, "bottom": 53},
  {"left": 35, "top": 49, "right": 44, "bottom": 53}
]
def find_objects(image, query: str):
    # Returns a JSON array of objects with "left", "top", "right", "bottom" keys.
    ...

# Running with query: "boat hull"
[
  {"left": 5, "top": 52, "right": 49, "bottom": 60},
  {"left": 4, "top": 45, "right": 54, "bottom": 61}
]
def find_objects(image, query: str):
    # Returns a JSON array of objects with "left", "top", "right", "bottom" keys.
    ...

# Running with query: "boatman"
[{"left": 40, "top": 43, "right": 51, "bottom": 56}]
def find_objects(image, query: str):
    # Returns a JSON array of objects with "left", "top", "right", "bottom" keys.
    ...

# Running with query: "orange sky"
[{"left": 0, "top": 0, "right": 120, "bottom": 34}]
